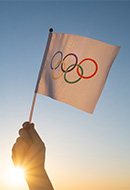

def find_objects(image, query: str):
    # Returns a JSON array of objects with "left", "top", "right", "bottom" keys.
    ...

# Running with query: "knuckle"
[
  {"left": 30, "top": 123, "right": 34, "bottom": 128},
  {"left": 22, "top": 121, "right": 30, "bottom": 128},
  {"left": 16, "top": 137, "right": 22, "bottom": 144},
  {"left": 12, "top": 143, "right": 16, "bottom": 152},
  {"left": 18, "top": 128, "right": 24, "bottom": 136}
]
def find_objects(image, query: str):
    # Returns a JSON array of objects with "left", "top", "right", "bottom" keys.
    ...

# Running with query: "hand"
[
  {"left": 12, "top": 122, "right": 45, "bottom": 175},
  {"left": 12, "top": 122, "right": 54, "bottom": 190}
]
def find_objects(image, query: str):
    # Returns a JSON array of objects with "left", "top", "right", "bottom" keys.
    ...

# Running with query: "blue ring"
[{"left": 50, "top": 51, "right": 63, "bottom": 70}]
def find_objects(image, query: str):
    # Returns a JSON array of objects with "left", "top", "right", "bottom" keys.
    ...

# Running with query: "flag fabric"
[{"left": 35, "top": 32, "right": 120, "bottom": 114}]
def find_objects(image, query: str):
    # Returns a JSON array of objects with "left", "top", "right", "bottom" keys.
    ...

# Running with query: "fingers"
[
  {"left": 22, "top": 122, "right": 44, "bottom": 145},
  {"left": 12, "top": 121, "right": 46, "bottom": 174},
  {"left": 19, "top": 128, "right": 33, "bottom": 146},
  {"left": 22, "top": 121, "right": 30, "bottom": 130},
  {"left": 19, "top": 121, "right": 36, "bottom": 146},
  {"left": 12, "top": 121, "right": 45, "bottom": 168},
  {"left": 28, "top": 126, "right": 43, "bottom": 144},
  {"left": 12, "top": 137, "right": 29, "bottom": 166}
]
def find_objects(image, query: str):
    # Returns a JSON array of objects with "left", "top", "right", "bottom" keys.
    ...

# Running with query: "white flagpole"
[{"left": 29, "top": 28, "right": 53, "bottom": 123}]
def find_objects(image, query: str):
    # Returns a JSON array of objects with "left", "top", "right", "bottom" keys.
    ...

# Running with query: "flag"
[{"left": 35, "top": 32, "right": 120, "bottom": 114}]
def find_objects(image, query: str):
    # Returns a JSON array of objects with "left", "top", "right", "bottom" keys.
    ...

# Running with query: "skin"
[{"left": 12, "top": 122, "right": 54, "bottom": 190}]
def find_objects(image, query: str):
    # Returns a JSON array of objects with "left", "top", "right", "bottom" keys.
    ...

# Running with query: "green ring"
[{"left": 64, "top": 64, "right": 83, "bottom": 84}]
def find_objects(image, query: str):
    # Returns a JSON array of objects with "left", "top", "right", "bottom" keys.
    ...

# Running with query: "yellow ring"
[{"left": 52, "top": 60, "right": 66, "bottom": 80}]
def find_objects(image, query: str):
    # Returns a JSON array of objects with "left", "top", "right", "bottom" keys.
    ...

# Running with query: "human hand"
[
  {"left": 12, "top": 122, "right": 45, "bottom": 175},
  {"left": 12, "top": 122, "right": 54, "bottom": 190}
]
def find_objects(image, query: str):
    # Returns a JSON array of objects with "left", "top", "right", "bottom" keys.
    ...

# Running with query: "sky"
[{"left": 0, "top": 1, "right": 130, "bottom": 190}]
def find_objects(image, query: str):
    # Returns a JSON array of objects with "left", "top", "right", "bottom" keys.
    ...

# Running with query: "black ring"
[{"left": 61, "top": 53, "right": 78, "bottom": 73}]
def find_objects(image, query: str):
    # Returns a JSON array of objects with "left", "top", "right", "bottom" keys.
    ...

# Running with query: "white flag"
[{"left": 35, "top": 33, "right": 120, "bottom": 113}]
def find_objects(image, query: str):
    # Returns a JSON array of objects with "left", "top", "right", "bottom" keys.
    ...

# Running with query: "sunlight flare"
[{"left": 7, "top": 166, "right": 25, "bottom": 186}]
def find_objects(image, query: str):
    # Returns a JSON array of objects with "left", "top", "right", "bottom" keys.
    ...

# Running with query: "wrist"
[
  {"left": 25, "top": 168, "right": 54, "bottom": 190},
  {"left": 25, "top": 166, "right": 45, "bottom": 184}
]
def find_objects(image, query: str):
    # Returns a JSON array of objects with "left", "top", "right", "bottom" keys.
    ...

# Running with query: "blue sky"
[{"left": 0, "top": 1, "right": 130, "bottom": 190}]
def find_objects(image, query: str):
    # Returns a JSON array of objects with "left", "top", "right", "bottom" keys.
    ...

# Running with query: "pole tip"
[{"left": 49, "top": 28, "right": 53, "bottom": 33}]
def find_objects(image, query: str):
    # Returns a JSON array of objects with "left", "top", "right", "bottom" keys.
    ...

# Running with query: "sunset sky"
[{"left": 0, "top": 1, "right": 130, "bottom": 190}]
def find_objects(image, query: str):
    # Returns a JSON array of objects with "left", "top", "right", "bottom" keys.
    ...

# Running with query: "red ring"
[{"left": 77, "top": 58, "right": 98, "bottom": 79}]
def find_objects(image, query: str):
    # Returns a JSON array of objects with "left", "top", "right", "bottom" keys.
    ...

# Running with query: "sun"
[
  {"left": 11, "top": 167, "right": 25, "bottom": 184},
  {"left": 7, "top": 165, "right": 25, "bottom": 186}
]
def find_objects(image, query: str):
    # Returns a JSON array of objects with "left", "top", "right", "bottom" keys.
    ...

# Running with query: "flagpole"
[
  {"left": 29, "top": 28, "right": 53, "bottom": 123},
  {"left": 29, "top": 92, "right": 37, "bottom": 123}
]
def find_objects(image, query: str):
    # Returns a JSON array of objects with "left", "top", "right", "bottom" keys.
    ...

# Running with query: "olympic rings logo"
[{"left": 50, "top": 51, "right": 98, "bottom": 84}]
